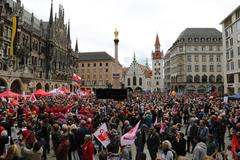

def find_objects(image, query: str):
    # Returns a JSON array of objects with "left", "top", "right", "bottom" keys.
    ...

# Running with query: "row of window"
[
  {"left": 82, "top": 63, "right": 108, "bottom": 67},
  {"left": 187, "top": 65, "right": 221, "bottom": 72},
  {"left": 81, "top": 68, "right": 109, "bottom": 74},
  {"left": 186, "top": 75, "right": 223, "bottom": 83},
  {"left": 179, "top": 45, "right": 221, "bottom": 52},
  {"left": 127, "top": 77, "right": 142, "bottom": 86},
  {"left": 81, "top": 73, "right": 109, "bottom": 80},
  {"left": 178, "top": 37, "right": 221, "bottom": 44},
  {"left": 187, "top": 55, "right": 221, "bottom": 62}
]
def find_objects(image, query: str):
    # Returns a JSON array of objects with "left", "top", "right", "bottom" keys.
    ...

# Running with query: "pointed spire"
[
  {"left": 133, "top": 51, "right": 136, "bottom": 63},
  {"left": 155, "top": 33, "right": 160, "bottom": 46},
  {"left": 75, "top": 38, "right": 79, "bottom": 52},
  {"left": 49, "top": 0, "right": 53, "bottom": 26},
  {"left": 145, "top": 58, "right": 149, "bottom": 67},
  {"left": 67, "top": 19, "right": 71, "bottom": 41},
  {"left": 67, "top": 19, "right": 71, "bottom": 49}
]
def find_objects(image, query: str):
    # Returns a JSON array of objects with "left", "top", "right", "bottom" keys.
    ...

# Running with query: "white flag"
[
  {"left": 93, "top": 123, "right": 110, "bottom": 148},
  {"left": 29, "top": 93, "right": 37, "bottom": 103},
  {"left": 120, "top": 121, "right": 140, "bottom": 146},
  {"left": 154, "top": 117, "right": 158, "bottom": 126}
]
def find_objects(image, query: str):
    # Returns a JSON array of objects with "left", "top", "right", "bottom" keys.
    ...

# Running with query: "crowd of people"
[{"left": 0, "top": 91, "right": 238, "bottom": 160}]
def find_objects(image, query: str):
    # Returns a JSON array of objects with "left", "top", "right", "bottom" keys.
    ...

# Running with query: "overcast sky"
[{"left": 21, "top": 0, "right": 239, "bottom": 67}]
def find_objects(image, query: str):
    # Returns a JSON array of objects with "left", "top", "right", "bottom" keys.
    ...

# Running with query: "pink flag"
[
  {"left": 120, "top": 121, "right": 140, "bottom": 146},
  {"left": 93, "top": 123, "right": 110, "bottom": 148},
  {"left": 29, "top": 93, "right": 37, "bottom": 103},
  {"left": 154, "top": 117, "right": 158, "bottom": 126}
]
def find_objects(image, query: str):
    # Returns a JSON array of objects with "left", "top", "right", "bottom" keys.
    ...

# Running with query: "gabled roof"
[{"left": 78, "top": 52, "right": 114, "bottom": 61}]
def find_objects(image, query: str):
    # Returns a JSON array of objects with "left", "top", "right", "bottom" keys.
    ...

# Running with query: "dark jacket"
[
  {"left": 172, "top": 137, "right": 187, "bottom": 156},
  {"left": 147, "top": 132, "right": 160, "bottom": 153},
  {"left": 0, "top": 135, "right": 9, "bottom": 156}
]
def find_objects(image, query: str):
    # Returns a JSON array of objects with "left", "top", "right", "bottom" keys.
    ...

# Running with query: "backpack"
[{"left": 170, "top": 149, "right": 177, "bottom": 160}]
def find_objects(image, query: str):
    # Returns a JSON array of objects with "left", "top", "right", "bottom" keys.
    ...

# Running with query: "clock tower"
[{"left": 151, "top": 34, "right": 164, "bottom": 92}]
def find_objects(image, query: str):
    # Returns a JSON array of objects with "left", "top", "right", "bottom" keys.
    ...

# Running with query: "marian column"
[{"left": 112, "top": 29, "right": 121, "bottom": 89}]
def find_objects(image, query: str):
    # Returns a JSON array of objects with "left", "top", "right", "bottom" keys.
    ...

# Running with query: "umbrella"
[
  {"left": 33, "top": 89, "right": 50, "bottom": 96},
  {"left": 0, "top": 90, "right": 20, "bottom": 98}
]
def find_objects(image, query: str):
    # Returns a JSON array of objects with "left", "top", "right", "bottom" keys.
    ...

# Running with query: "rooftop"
[
  {"left": 78, "top": 52, "right": 114, "bottom": 61},
  {"left": 177, "top": 28, "right": 222, "bottom": 39}
]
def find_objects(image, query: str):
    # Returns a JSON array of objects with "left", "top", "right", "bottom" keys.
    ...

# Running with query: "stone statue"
[{"left": 114, "top": 28, "right": 119, "bottom": 39}]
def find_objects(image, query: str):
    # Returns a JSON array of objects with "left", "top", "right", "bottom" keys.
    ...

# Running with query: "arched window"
[
  {"left": 202, "top": 75, "right": 208, "bottom": 83},
  {"left": 216, "top": 75, "right": 223, "bottom": 83},
  {"left": 139, "top": 77, "right": 142, "bottom": 86},
  {"left": 209, "top": 75, "right": 215, "bottom": 83},
  {"left": 127, "top": 78, "right": 130, "bottom": 86},
  {"left": 186, "top": 75, "right": 193, "bottom": 83},
  {"left": 194, "top": 75, "right": 200, "bottom": 83},
  {"left": 133, "top": 76, "right": 136, "bottom": 86}
]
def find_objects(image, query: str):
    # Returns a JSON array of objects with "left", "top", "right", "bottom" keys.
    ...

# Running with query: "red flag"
[{"left": 29, "top": 93, "right": 37, "bottom": 103}]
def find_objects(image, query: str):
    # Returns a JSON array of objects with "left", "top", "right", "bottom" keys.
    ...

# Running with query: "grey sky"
[{"left": 21, "top": 0, "right": 239, "bottom": 67}]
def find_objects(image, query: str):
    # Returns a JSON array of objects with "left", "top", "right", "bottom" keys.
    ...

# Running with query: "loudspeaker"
[{"left": 96, "top": 89, "right": 127, "bottom": 100}]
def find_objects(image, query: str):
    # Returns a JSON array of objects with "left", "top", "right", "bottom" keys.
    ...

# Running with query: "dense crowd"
[{"left": 0, "top": 92, "right": 239, "bottom": 160}]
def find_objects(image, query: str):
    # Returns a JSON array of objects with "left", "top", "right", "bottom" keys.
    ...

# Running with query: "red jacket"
[{"left": 82, "top": 140, "right": 94, "bottom": 160}]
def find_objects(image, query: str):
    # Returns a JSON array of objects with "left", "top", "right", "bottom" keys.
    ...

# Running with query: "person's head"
[
  {"left": 1, "top": 130, "right": 7, "bottom": 137},
  {"left": 33, "top": 141, "right": 42, "bottom": 152},
  {"left": 124, "top": 120, "right": 130, "bottom": 126},
  {"left": 62, "top": 124, "right": 69, "bottom": 133},
  {"left": 5, "top": 144, "right": 22, "bottom": 160},
  {"left": 208, "top": 134, "right": 214, "bottom": 142},
  {"left": 84, "top": 134, "right": 92, "bottom": 142},
  {"left": 149, "top": 127, "right": 156, "bottom": 134},
  {"left": 70, "top": 124, "right": 77, "bottom": 131},
  {"left": 200, "top": 120, "right": 205, "bottom": 127},
  {"left": 177, "top": 131, "right": 184, "bottom": 139},
  {"left": 162, "top": 140, "right": 172, "bottom": 151},
  {"left": 80, "top": 120, "right": 86, "bottom": 126},
  {"left": 52, "top": 123, "right": 60, "bottom": 132}
]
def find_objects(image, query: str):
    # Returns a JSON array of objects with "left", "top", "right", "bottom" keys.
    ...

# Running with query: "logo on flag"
[
  {"left": 93, "top": 123, "right": 110, "bottom": 148},
  {"left": 120, "top": 121, "right": 140, "bottom": 146},
  {"left": 29, "top": 93, "right": 37, "bottom": 103}
]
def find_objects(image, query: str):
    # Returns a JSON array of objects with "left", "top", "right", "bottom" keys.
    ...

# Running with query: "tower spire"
[
  {"left": 133, "top": 51, "right": 136, "bottom": 63},
  {"left": 49, "top": 0, "right": 53, "bottom": 26},
  {"left": 75, "top": 38, "right": 78, "bottom": 52},
  {"left": 67, "top": 19, "right": 71, "bottom": 49},
  {"left": 146, "top": 58, "right": 149, "bottom": 67},
  {"left": 155, "top": 33, "right": 160, "bottom": 52}
]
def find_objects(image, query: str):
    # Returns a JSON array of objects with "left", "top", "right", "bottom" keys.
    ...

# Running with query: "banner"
[
  {"left": 120, "top": 121, "right": 140, "bottom": 146},
  {"left": 93, "top": 123, "right": 110, "bottom": 148},
  {"left": 29, "top": 93, "right": 37, "bottom": 103},
  {"left": 71, "top": 73, "right": 81, "bottom": 87},
  {"left": 10, "top": 16, "right": 17, "bottom": 57},
  {"left": 154, "top": 117, "right": 158, "bottom": 126}
]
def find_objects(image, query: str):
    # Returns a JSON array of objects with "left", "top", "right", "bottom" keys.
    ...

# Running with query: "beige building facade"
[
  {"left": 77, "top": 52, "right": 122, "bottom": 89},
  {"left": 221, "top": 5, "right": 240, "bottom": 95},
  {"left": 164, "top": 28, "right": 224, "bottom": 95}
]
